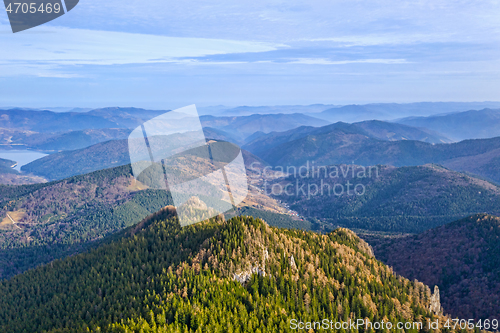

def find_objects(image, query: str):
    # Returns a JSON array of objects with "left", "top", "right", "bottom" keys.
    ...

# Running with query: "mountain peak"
[{"left": 0, "top": 214, "right": 442, "bottom": 332}]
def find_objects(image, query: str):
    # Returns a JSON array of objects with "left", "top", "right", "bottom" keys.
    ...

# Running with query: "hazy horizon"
[{"left": 2, "top": 0, "right": 500, "bottom": 108}]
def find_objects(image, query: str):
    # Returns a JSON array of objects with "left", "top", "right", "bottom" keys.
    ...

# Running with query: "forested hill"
[
  {"left": 21, "top": 137, "right": 266, "bottom": 181},
  {"left": 0, "top": 157, "right": 18, "bottom": 174},
  {"left": 269, "top": 164, "right": 500, "bottom": 233},
  {"left": 0, "top": 213, "right": 445, "bottom": 332},
  {"left": 250, "top": 125, "right": 500, "bottom": 184},
  {"left": 0, "top": 164, "right": 173, "bottom": 279},
  {"left": 372, "top": 214, "right": 500, "bottom": 321}
]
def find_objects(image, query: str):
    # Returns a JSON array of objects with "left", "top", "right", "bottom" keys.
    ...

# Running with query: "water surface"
[{"left": 0, "top": 150, "right": 49, "bottom": 171}]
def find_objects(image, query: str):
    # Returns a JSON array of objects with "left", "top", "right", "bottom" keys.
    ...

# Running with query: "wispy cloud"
[
  {"left": 287, "top": 58, "right": 410, "bottom": 65},
  {"left": 0, "top": 24, "right": 282, "bottom": 69},
  {"left": 36, "top": 0, "right": 500, "bottom": 44},
  {"left": 143, "top": 57, "right": 410, "bottom": 66},
  {"left": 35, "top": 72, "right": 84, "bottom": 78},
  {"left": 301, "top": 33, "right": 457, "bottom": 47},
  {"left": 1, "top": 0, "right": 500, "bottom": 105}
]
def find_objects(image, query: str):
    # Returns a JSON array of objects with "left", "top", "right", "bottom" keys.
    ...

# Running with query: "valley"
[
  {"left": 4, "top": 0, "right": 500, "bottom": 328},
  {"left": 1, "top": 102, "right": 500, "bottom": 329}
]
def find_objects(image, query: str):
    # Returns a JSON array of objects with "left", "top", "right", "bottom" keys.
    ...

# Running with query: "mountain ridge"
[
  {"left": 397, "top": 108, "right": 500, "bottom": 141},
  {"left": 266, "top": 163, "right": 500, "bottom": 233},
  {"left": 0, "top": 213, "right": 447, "bottom": 332},
  {"left": 243, "top": 120, "right": 451, "bottom": 157},
  {"left": 317, "top": 102, "right": 500, "bottom": 123},
  {"left": 200, "top": 113, "right": 330, "bottom": 141},
  {"left": 250, "top": 124, "right": 500, "bottom": 183}
]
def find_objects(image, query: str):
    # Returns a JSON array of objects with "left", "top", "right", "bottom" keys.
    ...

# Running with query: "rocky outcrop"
[
  {"left": 233, "top": 247, "right": 268, "bottom": 285},
  {"left": 429, "top": 285, "right": 442, "bottom": 315},
  {"left": 233, "top": 266, "right": 266, "bottom": 285},
  {"left": 289, "top": 255, "right": 297, "bottom": 271}
]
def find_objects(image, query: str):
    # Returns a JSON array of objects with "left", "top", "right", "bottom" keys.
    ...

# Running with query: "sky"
[{"left": 0, "top": 0, "right": 500, "bottom": 109}]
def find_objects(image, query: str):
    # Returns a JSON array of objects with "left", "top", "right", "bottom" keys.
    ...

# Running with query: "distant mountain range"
[
  {"left": 316, "top": 102, "right": 500, "bottom": 123},
  {"left": 0, "top": 107, "right": 167, "bottom": 132},
  {"left": 86, "top": 107, "right": 169, "bottom": 127},
  {"left": 201, "top": 104, "right": 337, "bottom": 116},
  {"left": 372, "top": 214, "right": 500, "bottom": 320},
  {"left": 397, "top": 108, "right": 500, "bottom": 141},
  {"left": 0, "top": 123, "right": 242, "bottom": 153},
  {"left": 353, "top": 120, "right": 451, "bottom": 143},
  {"left": 0, "top": 108, "right": 330, "bottom": 139},
  {"left": 246, "top": 122, "right": 500, "bottom": 183},
  {"left": 0, "top": 128, "right": 132, "bottom": 152},
  {"left": 201, "top": 127, "right": 242, "bottom": 144},
  {"left": 0, "top": 106, "right": 93, "bottom": 113},
  {"left": 200, "top": 113, "right": 330, "bottom": 141},
  {"left": 4, "top": 104, "right": 500, "bottom": 152},
  {"left": 243, "top": 120, "right": 451, "bottom": 156},
  {"left": 1, "top": 108, "right": 330, "bottom": 149}
]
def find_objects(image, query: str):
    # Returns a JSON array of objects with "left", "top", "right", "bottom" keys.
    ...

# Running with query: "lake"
[{"left": 0, "top": 150, "right": 48, "bottom": 171}]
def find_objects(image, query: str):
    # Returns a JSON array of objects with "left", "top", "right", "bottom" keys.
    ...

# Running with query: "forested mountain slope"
[
  {"left": 21, "top": 139, "right": 131, "bottom": 180},
  {"left": 0, "top": 159, "right": 292, "bottom": 280},
  {"left": 0, "top": 157, "right": 17, "bottom": 174},
  {"left": 267, "top": 164, "right": 500, "bottom": 233},
  {"left": 0, "top": 213, "right": 445, "bottom": 332},
  {"left": 0, "top": 127, "right": 132, "bottom": 151},
  {"left": 251, "top": 124, "right": 500, "bottom": 184},
  {"left": 371, "top": 214, "right": 500, "bottom": 321},
  {"left": 21, "top": 137, "right": 264, "bottom": 181},
  {"left": 0, "top": 165, "right": 173, "bottom": 279}
]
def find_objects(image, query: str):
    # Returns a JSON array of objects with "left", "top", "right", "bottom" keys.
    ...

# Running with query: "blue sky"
[{"left": 1, "top": 0, "right": 499, "bottom": 109}]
